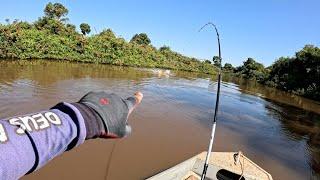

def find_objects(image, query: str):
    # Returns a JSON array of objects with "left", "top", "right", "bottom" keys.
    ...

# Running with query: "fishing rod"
[{"left": 198, "top": 22, "right": 222, "bottom": 180}]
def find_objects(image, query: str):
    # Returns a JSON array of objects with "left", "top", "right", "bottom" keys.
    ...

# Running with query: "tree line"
[
  {"left": 218, "top": 45, "right": 320, "bottom": 101},
  {"left": 0, "top": 3, "right": 319, "bottom": 101},
  {"left": 0, "top": 2, "right": 216, "bottom": 74}
]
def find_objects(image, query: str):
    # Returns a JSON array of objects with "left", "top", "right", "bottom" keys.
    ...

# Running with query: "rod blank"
[{"left": 199, "top": 22, "right": 222, "bottom": 180}]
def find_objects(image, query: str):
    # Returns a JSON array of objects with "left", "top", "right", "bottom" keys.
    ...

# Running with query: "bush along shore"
[
  {"left": 0, "top": 3, "right": 217, "bottom": 74},
  {"left": 1, "top": 3, "right": 319, "bottom": 101},
  {"left": 222, "top": 45, "right": 320, "bottom": 101}
]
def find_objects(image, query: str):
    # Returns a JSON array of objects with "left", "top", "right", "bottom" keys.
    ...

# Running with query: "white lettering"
[
  {"left": 8, "top": 112, "right": 61, "bottom": 135},
  {"left": 9, "top": 118, "right": 27, "bottom": 134},
  {"left": 32, "top": 113, "right": 50, "bottom": 130},
  {"left": 45, "top": 112, "right": 61, "bottom": 125},
  {"left": 0, "top": 123, "right": 8, "bottom": 143},
  {"left": 19, "top": 116, "right": 39, "bottom": 131}
]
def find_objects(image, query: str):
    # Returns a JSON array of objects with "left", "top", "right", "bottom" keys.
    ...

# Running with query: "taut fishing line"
[{"left": 104, "top": 140, "right": 117, "bottom": 180}]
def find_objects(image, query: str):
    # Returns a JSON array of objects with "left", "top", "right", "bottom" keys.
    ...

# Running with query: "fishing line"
[
  {"left": 102, "top": 23, "right": 223, "bottom": 180},
  {"left": 180, "top": 25, "right": 217, "bottom": 62},
  {"left": 104, "top": 140, "right": 117, "bottom": 180},
  {"left": 239, "top": 156, "right": 245, "bottom": 180}
]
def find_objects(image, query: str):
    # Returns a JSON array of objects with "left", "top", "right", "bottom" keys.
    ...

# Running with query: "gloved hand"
[{"left": 72, "top": 91, "right": 143, "bottom": 139}]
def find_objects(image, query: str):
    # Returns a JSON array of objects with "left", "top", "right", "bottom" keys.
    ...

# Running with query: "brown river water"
[{"left": 0, "top": 60, "right": 319, "bottom": 180}]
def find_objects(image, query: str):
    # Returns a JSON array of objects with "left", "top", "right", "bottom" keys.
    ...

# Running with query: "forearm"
[
  {"left": 0, "top": 102, "right": 86, "bottom": 179},
  {"left": 0, "top": 91, "right": 142, "bottom": 180}
]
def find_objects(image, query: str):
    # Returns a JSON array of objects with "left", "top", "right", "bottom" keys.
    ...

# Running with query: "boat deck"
[{"left": 147, "top": 151, "right": 273, "bottom": 180}]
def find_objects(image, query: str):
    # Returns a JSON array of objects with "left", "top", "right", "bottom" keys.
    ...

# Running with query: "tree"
[
  {"left": 223, "top": 63, "right": 234, "bottom": 72},
  {"left": 212, "top": 56, "right": 220, "bottom": 67},
  {"left": 80, "top": 23, "right": 91, "bottom": 35},
  {"left": 204, "top": 60, "right": 211, "bottom": 64},
  {"left": 5, "top": 18, "right": 10, "bottom": 24},
  {"left": 130, "top": 33, "right": 151, "bottom": 45},
  {"left": 44, "top": 2, "right": 68, "bottom": 20},
  {"left": 66, "top": 24, "right": 76, "bottom": 31},
  {"left": 239, "top": 58, "right": 267, "bottom": 81},
  {"left": 16, "top": 21, "right": 32, "bottom": 29},
  {"left": 159, "top": 45, "right": 170, "bottom": 52},
  {"left": 99, "top": 28, "right": 116, "bottom": 38},
  {"left": 13, "top": 19, "right": 19, "bottom": 24},
  {"left": 266, "top": 45, "right": 320, "bottom": 100},
  {"left": 34, "top": 16, "right": 65, "bottom": 34},
  {"left": 0, "top": 3, "right": 217, "bottom": 75}
]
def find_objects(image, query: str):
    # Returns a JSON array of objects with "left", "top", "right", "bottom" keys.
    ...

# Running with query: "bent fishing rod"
[{"left": 199, "top": 22, "right": 222, "bottom": 180}]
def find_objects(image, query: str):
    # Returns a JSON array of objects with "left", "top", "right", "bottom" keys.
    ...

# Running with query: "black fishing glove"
[{"left": 72, "top": 91, "right": 143, "bottom": 139}]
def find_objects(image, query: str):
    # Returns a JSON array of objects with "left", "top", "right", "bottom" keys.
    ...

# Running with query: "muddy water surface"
[{"left": 0, "top": 61, "right": 319, "bottom": 180}]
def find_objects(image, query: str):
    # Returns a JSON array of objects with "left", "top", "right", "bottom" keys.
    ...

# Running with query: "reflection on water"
[{"left": 0, "top": 60, "right": 319, "bottom": 180}]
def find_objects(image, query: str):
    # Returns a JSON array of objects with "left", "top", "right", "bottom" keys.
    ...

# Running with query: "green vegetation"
[
  {"left": 230, "top": 46, "right": 320, "bottom": 101},
  {"left": 44, "top": 2, "right": 69, "bottom": 21},
  {"left": 234, "top": 58, "right": 268, "bottom": 82},
  {"left": 212, "top": 56, "right": 220, "bottom": 67},
  {"left": 0, "top": 3, "right": 217, "bottom": 74},
  {"left": 79, "top": 23, "right": 91, "bottom": 35},
  {"left": 265, "top": 45, "right": 320, "bottom": 100},
  {"left": 1, "top": 3, "right": 319, "bottom": 100},
  {"left": 130, "top": 33, "right": 151, "bottom": 46},
  {"left": 223, "top": 63, "right": 235, "bottom": 72}
]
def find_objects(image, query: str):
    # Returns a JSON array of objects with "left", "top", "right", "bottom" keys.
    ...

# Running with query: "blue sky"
[{"left": 1, "top": 0, "right": 319, "bottom": 66}]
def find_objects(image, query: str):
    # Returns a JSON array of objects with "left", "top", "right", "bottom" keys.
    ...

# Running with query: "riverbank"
[
  {"left": 1, "top": 2, "right": 318, "bottom": 101},
  {"left": 0, "top": 27, "right": 217, "bottom": 75},
  {"left": 228, "top": 45, "right": 320, "bottom": 101},
  {"left": 0, "top": 3, "right": 216, "bottom": 75}
]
